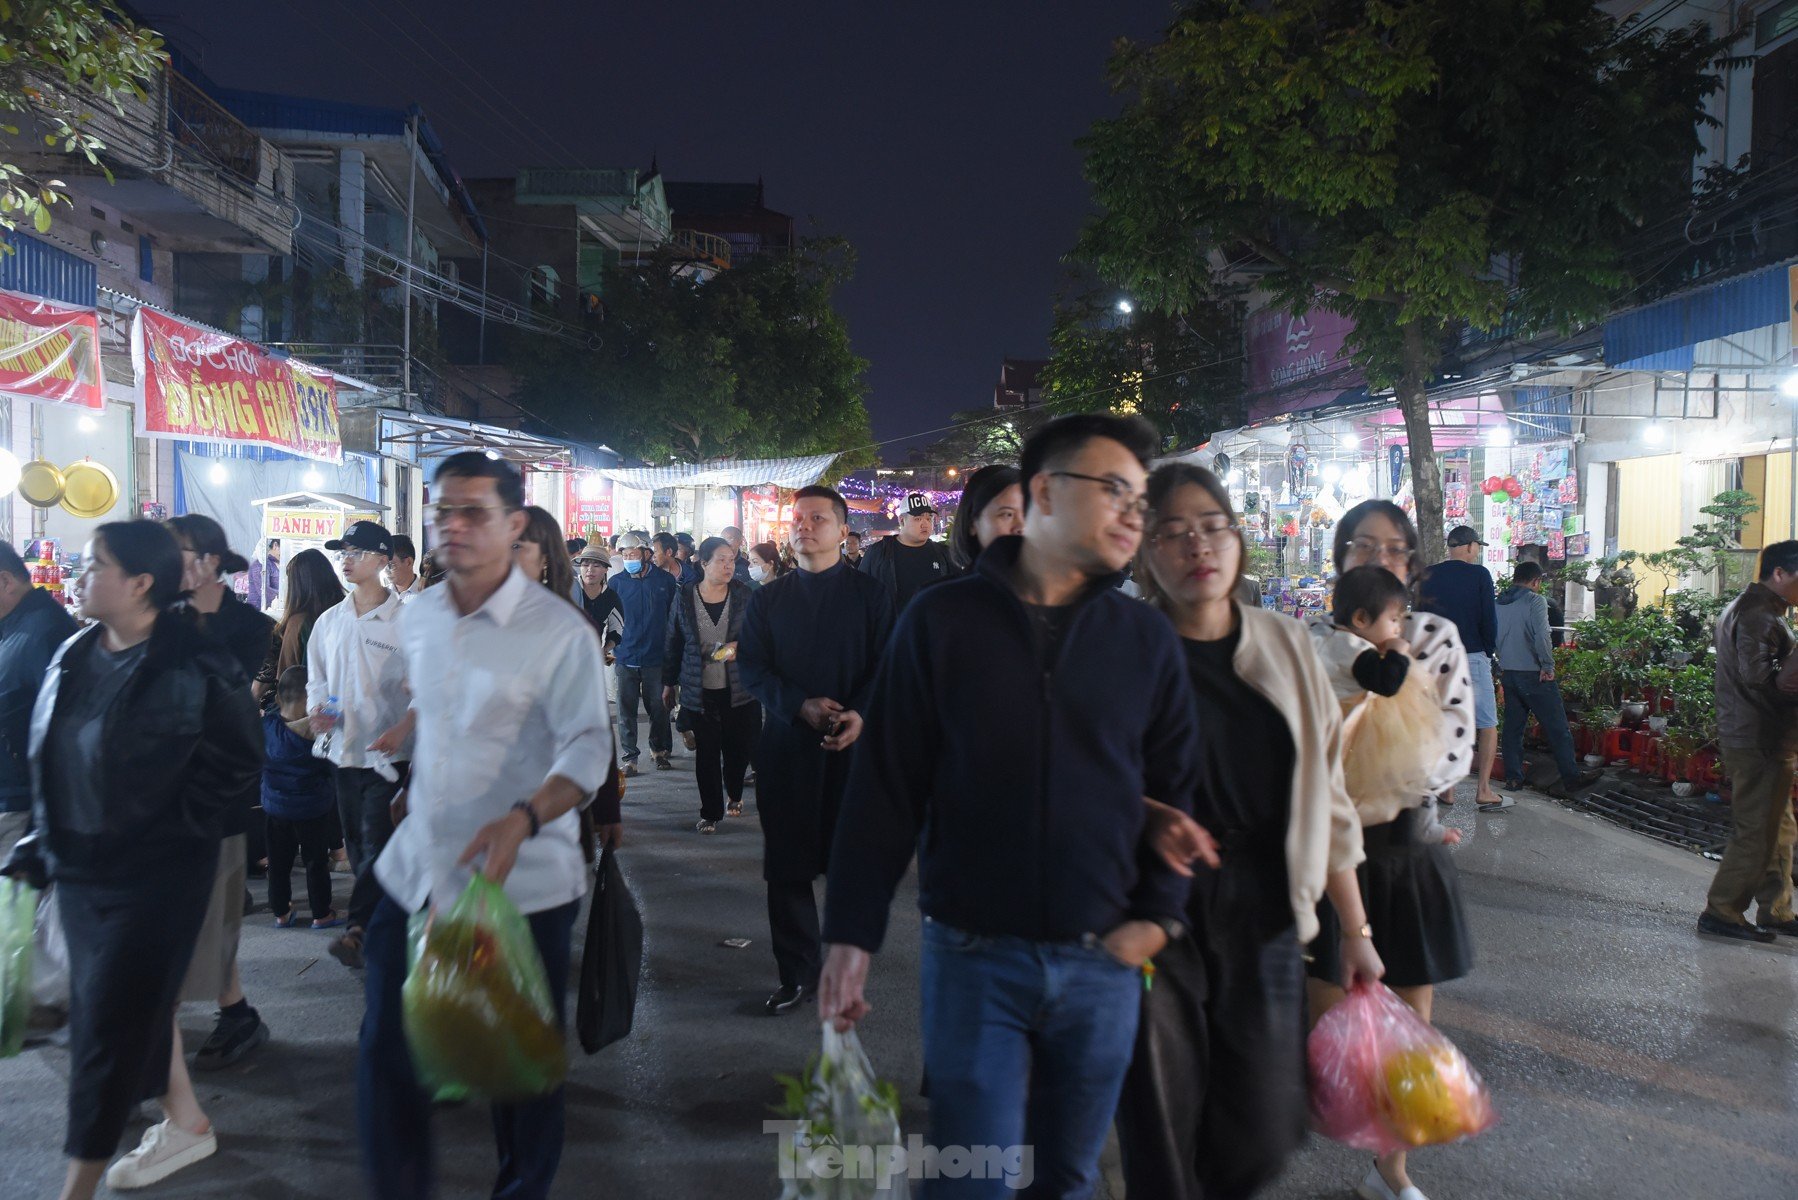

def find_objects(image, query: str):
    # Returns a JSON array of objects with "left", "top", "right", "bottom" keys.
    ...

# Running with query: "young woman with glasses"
[
  {"left": 1305, "top": 499, "right": 1477, "bottom": 1200},
  {"left": 1118, "top": 463, "right": 1382, "bottom": 1200}
]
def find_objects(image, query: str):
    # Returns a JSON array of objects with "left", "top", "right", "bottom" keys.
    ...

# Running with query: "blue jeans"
[
  {"left": 615, "top": 664, "right": 670, "bottom": 762},
  {"left": 1501, "top": 670, "right": 1582, "bottom": 785},
  {"left": 358, "top": 885, "right": 579, "bottom": 1200},
  {"left": 919, "top": 918, "right": 1144, "bottom": 1199}
]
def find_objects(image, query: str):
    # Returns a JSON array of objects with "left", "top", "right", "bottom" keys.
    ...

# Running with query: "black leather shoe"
[
  {"left": 765, "top": 984, "right": 811, "bottom": 1016},
  {"left": 1697, "top": 912, "right": 1777, "bottom": 943},
  {"left": 1756, "top": 917, "right": 1798, "bottom": 937},
  {"left": 1501, "top": 778, "right": 1528, "bottom": 791}
]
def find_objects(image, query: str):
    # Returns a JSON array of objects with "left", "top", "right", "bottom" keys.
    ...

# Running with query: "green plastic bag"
[
  {"left": 401, "top": 874, "right": 565, "bottom": 1101},
  {"left": 0, "top": 877, "right": 36, "bottom": 1058}
]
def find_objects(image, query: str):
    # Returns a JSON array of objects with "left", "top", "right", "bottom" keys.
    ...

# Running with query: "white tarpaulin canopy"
[{"left": 598, "top": 453, "right": 839, "bottom": 491}]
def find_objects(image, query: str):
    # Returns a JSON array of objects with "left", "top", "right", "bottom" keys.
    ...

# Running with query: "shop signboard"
[
  {"left": 0, "top": 288, "right": 102, "bottom": 410},
  {"left": 565, "top": 473, "right": 615, "bottom": 538},
  {"left": 133, "top": 308, "right": 343, "bottom": 462},
  {"left": 261, "top": 507, "right": 379, "bottom": 542},
  {"left": 1245, "top": 302, "right": 1363, "bottom": 421}
]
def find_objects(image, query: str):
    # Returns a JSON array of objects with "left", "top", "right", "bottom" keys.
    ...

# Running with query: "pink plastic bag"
[{"left": 1308, "top": 982, "right": 1496, "bottom": 1153}]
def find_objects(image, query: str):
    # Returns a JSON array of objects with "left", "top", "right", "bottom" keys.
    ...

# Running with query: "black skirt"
[
  {"left": 58, "top": 847, "right": 219, "bottom": 1161},
  {"left": 1307, "top": 808, "right": 1473, "bottom": 989}
]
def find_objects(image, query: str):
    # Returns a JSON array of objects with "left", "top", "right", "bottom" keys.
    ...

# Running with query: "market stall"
[{"left": 252, "top": 490, "right": 388, "bottom": 612}]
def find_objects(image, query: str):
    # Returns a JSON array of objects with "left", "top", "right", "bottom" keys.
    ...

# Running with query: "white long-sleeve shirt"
[
  {"left": 373, "top": 566, "right": 613, "bottom": 915},
  {"left": 305, "top": 589, "right": 411, "bottom": 768}
]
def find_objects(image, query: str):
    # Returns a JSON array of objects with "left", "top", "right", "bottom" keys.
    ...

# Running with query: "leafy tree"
[
  {"left": 0, "top": 2, "right": 166, "bottom": 235},
  {"left": 511, "top": 236, "right": 873, "bottom": 472},
  {"left": 917, "top": 406, "right": 1041, "bottom": 472},
  {"left": 1040, "top": 288, "right": 1242, "bottom": 448},
  {"left": 1076, "top": 0, "right": 1726, "bottom": 562}
]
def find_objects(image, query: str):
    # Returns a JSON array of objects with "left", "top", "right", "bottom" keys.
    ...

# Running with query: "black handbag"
[{"left": 575, "top": 844, "right": 643, "bottom": 1053}]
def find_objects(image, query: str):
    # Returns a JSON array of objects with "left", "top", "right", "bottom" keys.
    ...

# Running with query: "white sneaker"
[
  {"left": 1357, "top": 1165, "right": 1429, "bottom": 1200},
  {"left": 104, "top": 1119, "right": 217, "bottom": 1190}
]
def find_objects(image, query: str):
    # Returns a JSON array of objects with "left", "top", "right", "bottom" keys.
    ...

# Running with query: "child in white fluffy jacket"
[{"left": 1309, "top": 566, "right": 1459, "bottom": 846}]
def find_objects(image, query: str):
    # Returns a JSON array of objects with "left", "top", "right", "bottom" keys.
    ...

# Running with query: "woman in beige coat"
[{"left": 1118, "top": 462, "right": 1382, "bottom": 1200}]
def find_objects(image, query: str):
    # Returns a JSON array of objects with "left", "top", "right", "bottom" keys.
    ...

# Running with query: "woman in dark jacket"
[
  {"left": 253, "top": 548, "right": 344, "bottom": 704},
  {"left": 1, "top": 520, "right": 261, "bottom": 1199},
  {"left": 663, "top": 536, "right": 761, "bottom": 832}
]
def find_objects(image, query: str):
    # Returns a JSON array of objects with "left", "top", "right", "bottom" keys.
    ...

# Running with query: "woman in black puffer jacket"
[
  {"left": 662, "top": 536, "right": 761, "bottom": 833},
  {"left": 2, "top": 520, "right": 261, "bottom": 1199}
]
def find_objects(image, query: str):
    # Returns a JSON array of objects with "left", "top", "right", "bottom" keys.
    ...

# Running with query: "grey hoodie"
[{"left": 1495, "top": 586, "right": 1554, "bottom": 673}]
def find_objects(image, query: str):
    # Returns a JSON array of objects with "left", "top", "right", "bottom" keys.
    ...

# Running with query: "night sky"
[{"left": 149, "top": 0, "right": 1174, "bottom": 458}]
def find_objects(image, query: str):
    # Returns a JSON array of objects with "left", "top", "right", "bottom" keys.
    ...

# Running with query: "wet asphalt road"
[{"left": 1, "top": 737, "right": 1794, "bottom": 1199}]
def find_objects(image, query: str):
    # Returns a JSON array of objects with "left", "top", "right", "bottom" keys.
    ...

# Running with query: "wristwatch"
[
  {"left": 1153, "top": 917, "right": 1187, "bottom": 943},
  {"left": 1346, "top": 921, "right": 1374, "bottom": 939}
]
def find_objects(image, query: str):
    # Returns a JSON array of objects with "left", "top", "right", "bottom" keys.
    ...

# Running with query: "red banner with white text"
[
  {"left": 0, "top": 288, "right": 103, "bottom": 410},
  {"left": 132, "top": 307, "right": 342, "bottom": 462}
]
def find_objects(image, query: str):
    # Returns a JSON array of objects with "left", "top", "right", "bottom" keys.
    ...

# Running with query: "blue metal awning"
[
  {"left": 0, "top": 233, "right": 97, "bottom": 307},
  {"left": 1604, "top": 259, "right": 1795, "bottom": 371}
]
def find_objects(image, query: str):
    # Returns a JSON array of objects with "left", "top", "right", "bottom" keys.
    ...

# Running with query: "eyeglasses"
[
  {"left": 432, "top": 503, "right": 508, "bottom": 526},
  {"left": 1048, "top": 471, "right": 1150, "bottom": 517},
  {"left": 1152, "top": 514, "right": 1239, "bottom": 548},
  {"left": 1348, "top": 537, "right": 1413, "bottom": 565},
  {"left": 336, "top": 549, "right": 372, "bottom": 564}
]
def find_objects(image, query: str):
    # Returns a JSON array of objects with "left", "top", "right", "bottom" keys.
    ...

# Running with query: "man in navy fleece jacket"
[{"left": 818, "top": 414, "right": 1205, "bottom": 1199}]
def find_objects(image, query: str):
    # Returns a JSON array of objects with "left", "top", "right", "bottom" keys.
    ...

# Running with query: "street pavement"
[{"left": 2, "top": 736, "right": 1795, "bottom": 1199}]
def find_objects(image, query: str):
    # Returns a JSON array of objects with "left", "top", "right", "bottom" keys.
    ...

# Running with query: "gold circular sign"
[
  {"left": 18, "top": 459, "right": 64, "bottom": 508},
  {"left": 59, "top": 460, "right": 119, "bottom": 518}
]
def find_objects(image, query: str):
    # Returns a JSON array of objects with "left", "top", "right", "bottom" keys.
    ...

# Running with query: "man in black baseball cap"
[
  {"left": 1418, "top": 522, "right": 1504, "bottom": 809},
  {"left": 857, "top": 491, "right": 955, "bottom": 612},
  {"left": 325, "top": 520, "right": 395, "bottom": 559},
  {"left": 310, "top": 518, "right": 410, "bottom": 968}
]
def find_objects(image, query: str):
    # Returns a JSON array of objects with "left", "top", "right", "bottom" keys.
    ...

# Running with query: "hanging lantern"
[{"left": 1481, "top": 475, "right": 1502, "bottom": 496}]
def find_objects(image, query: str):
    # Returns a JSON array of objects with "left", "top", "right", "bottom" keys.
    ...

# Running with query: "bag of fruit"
[
  {"left": 402, "top": 873, "right": 566, "bottom": 1101},
  {"left": 1308, "top": 981, "right": 1495, "bottom": 1152}
]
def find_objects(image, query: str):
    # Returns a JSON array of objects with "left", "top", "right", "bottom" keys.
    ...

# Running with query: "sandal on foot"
[
  {"left": 310, "top": 911, "right": 346, "bottom": 929},
  {"left": 273, "top": 909, "right": 299, "bottom": 929}
]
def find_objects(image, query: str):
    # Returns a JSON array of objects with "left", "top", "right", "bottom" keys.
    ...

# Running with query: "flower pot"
[
  {"left": 1584, "top": 754, "right": 1606, "bottom": 768},
  {"left": 1672, "top": 781, "right": 1696, "bottom": 798},
  {"left": 1647, "top": 716, "right": 1668, "bottom": 736},
  {"left": 1620, "top": 699, "right": 1650, "bottom": 728},
  {"left": 1603, "top": 727, "right": 1634, "bottom": 764}
]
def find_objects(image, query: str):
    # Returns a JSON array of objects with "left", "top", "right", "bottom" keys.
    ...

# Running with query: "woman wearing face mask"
[
  {"left": 947, "top": 464, "right": 1024, "bottom": 572},
  {"left": 746, "top": 541, "right": 784, "bottom": 587},
  {"left": 1306, "top": 499, "right": 1476, "bottom": 1200},
  {"left": 1, "top": 521, "right": 260, "bottom": 1198},
  {"left": 1119, "top": 464, "right": 1381, "bottom": 1200}
]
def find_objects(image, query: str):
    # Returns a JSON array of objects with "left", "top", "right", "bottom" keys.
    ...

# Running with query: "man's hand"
[
  {"left": 593, "top": 822, "right": 623, "bottom": 851},
  {"left": 1441, "top": 827, "right": 1463, "bottom": 846},
  {"left": 309, "top": 704, "right": 338, "bottom": 735},
  {"left": 1539, "top": 668, "right": 1555, "bottom": 683},
  {"left": 457, "top": 806, "right": 533, "bottom": 885},
  {"left": 799, "top": 697, "right": 845, "bottom": 733},
  {"left": 604, "top": 651, "right": 616, "bottom": 666},
  {"left": 821, "top": 710, "right": 864, "bottom": 752},
  {"left": 1101, "top": 919, "right": 1168, "bottom": 969},
  {"left": 390, "top": 789, "right": 408, "bottom": 827},
  {"left": 370, "top": 710, "right": 416, "bottom": 757},
  {"left": 817, "top": 943, "right": 873, "bottom": 1032},
  {"left": 1339, "top": 930, "right": 1386, "bottom": 989},
  {"left": 1143, "top": 798, "right": 1222, "bottom": 876},
  {"left": 661, "top": 685, "right": 678, "bottom": 711}
]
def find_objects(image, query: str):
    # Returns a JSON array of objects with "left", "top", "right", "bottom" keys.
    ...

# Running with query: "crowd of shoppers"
[{"left": 7, "top": 411, "right": 1798, "bottom": 1200}]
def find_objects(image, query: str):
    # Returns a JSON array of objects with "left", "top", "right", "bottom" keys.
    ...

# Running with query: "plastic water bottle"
[{"left": 318, "top": 695, "right": 342, "bottom": 758}]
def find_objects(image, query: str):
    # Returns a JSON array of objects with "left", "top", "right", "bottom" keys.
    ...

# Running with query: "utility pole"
[
  {"left": 402, "top": 112, "right": 418, "bottom": 400},
  {"left": 478, "top": 240, "right": 489, "bottom": 366}
]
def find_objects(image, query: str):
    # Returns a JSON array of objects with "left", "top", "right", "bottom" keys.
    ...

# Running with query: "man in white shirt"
[
  {"left": 308, "top": 520, "right": 410, "bottom": 970},
  {"left": 360, "top": 451, "right": 619, "bottom": 1200},
  {"left": 387, "top": 533, "right": 425, "bottom": 602}
]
